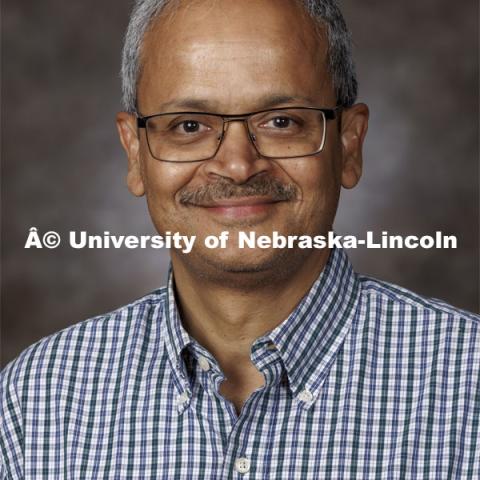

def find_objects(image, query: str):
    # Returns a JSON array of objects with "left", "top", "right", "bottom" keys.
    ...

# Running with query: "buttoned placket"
[
  {"left": 173, "top": 331, "right": 324, "bottom": 477},
  {"left": 173, "top": 339, "right": 289, "bottom": 478},
  {"left": 217, "top": 340, "right": 294, "bottom": 478}
]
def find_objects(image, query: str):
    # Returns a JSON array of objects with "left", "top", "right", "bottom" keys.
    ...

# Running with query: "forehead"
[{"left": 137, "top": 0, "right": 332, "bottom": 112}]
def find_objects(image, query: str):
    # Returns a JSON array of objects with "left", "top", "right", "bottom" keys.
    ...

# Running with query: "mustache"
[{"left": 179, "top": 175, "right": 299, "bottom": 205}]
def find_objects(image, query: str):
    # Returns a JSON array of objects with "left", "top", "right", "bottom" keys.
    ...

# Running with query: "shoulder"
[
  {"left": 356, "top": 274, "right": 479, "bottom": 348},
  {"left": 0, "top": 287, "right": 168, "bottom": 395},
  {"left": 358, "top": 274, "right": 478, "bottom": 321},
  {"left": 0, "top": 289, "right": 169, "bottom": 477}
]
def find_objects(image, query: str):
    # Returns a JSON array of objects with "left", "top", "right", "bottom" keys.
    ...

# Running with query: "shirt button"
[
  {"left": 234, "top": 457, "right": 251, "bottom": 474},
  {"left": 298, "top": 389, "right": 314, "bottom": 403},
  {"left": 176, "top": 391, "right": 189, "bottom": 405},
  {"left": 198, "top": 356, "right": 210, "bottom": 372}
]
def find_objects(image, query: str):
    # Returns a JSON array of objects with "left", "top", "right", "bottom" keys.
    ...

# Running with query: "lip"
[
  {"left": 203, "top": 196, "right": 280, "bottom": 208},
  {"left": 192, "top": 196, "right": 284, "bottom": 219}
]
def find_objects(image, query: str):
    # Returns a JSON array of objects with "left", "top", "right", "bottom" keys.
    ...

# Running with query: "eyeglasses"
[{"left": 136, "top": 106, "right": 340, "bottom": 163}]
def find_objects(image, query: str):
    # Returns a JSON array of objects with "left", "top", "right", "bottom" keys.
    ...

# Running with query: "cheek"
[
  {"left": 138, "top": 133, "right": 195, "bottom": 198},
  {"left": 281, "top": 155, "right": 340, "bottom": 230},
  {"left": 142, "top": 154, "right": 193, "bottom": 200},
  {"left": 141, "top": 156, "right": 198, "bottom": 231},
  {"left": 283, "top": 156, "right": 337, "bottom": 201}
]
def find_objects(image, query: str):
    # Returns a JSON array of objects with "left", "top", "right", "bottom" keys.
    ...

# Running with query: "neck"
[{"left": 171, "top": 248, "right": 331, "bottom": 367}]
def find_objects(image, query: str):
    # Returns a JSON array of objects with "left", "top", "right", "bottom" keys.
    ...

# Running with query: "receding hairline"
[
  {"left": 136, "top": 0, "right": 331, "bottom": 100},
  {"left": 121, "top": 0, "right": 358, "bottom": 112}
]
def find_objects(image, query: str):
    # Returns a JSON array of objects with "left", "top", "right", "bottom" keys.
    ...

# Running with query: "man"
[{"left": 1, "top": 0, "right": 478, "bottom": 478}]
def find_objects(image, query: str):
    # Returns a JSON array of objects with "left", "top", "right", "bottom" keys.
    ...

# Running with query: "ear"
[
  {"left": 116, "top": 112, "right": 145, "bottom": 197},
  {"left": 339, "top": 103, "right": 369, "bottom": 189}
]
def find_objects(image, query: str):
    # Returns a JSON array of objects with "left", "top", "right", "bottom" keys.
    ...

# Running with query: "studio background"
[{"left": 2, "top": 0, "right": 478, "bottom": 366}]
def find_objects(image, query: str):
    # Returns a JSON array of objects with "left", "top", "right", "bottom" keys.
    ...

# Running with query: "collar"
[
  {"left": 256, "top": 247, "right": 360, "bottom": 408},
  {"left": 163, "top": 270, "right": 194, "bottom": 400},
  {"left": 163, "top": 248, "right": 360, "bottom": 410}
]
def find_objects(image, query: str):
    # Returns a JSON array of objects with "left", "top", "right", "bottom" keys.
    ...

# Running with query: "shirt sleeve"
[{"left": 0, "top": 362, "right": 24, "bottom": 480}]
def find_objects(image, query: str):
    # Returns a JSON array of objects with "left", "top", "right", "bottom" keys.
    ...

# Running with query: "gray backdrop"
[{"left": 2, "top": 0, "right": 479, "bottom": 366}]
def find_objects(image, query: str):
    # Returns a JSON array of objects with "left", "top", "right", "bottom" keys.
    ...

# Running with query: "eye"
[
  {"left": 271, "top": 116, "right": 293, "bottom": 128},
  {"left": 261, "top": 115, "right": 299, "bottom": 130},
  {"left": 172, "top": 119, "right": 211, "bottom": 134},
  {"left": 169, "top": 118, "right": 211, "bottom": 135}
]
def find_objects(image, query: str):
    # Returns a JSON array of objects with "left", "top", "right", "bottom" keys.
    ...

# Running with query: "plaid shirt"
[{"left": 1, "top": 248, "right": 479, "bottom": 479}]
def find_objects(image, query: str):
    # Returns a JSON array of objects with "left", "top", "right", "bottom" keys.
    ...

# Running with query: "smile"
[{"left": 193, "top": 196, "right": 284, "bottom": 219}]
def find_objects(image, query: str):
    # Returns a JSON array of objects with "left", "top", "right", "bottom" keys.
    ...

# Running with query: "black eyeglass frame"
[{"left": 136, "top": 106, "right": 342, "bottom": 163}]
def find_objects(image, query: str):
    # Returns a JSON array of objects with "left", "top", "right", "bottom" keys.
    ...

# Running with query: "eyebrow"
[{"left": 151, "top": 94, "right": 318, "bottom": 114}]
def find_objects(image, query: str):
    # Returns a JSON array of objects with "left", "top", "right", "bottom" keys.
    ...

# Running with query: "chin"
[
  {"left": 183, "top": 245, "right": 314, "bottom": 288},
  {"left": 202, "top": 248, "right": 278, "bottom": 272},
  {"left": 207, "top": 258, "right": 273, "bottom": 274}
]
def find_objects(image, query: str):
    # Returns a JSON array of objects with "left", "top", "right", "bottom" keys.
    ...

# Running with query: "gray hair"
[{"left": 121, "top": 0, "right": 357, "bottom": 113}]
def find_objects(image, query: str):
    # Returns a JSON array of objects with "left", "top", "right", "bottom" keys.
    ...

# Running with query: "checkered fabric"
[{"left": 1, "top": 248, "right": 479, "bottom": 479}]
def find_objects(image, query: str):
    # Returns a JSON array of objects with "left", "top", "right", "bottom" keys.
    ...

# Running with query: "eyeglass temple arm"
[{"left": 325, "top": 106, "right": 343, "bottom": 120}]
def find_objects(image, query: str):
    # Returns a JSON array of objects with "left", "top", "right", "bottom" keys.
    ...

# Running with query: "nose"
[{"left": 203, "top": 121, "right": 270, "bottom": 184}]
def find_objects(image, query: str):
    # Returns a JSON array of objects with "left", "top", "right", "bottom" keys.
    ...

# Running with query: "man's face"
[{"left": 117, "top": 0, "right": 368, "bottom": 281}]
